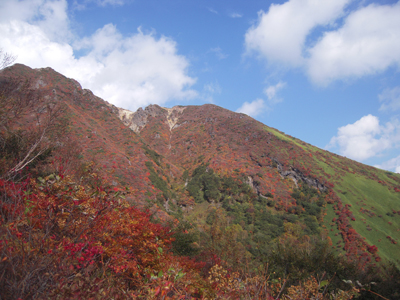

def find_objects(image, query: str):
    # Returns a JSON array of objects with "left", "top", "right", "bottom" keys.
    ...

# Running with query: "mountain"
[
  {"left": 1, "top": 64, "right": 400, "bottom": 298},
  {"left": 115, "top": 81, "right": 400, "bottom": 267}
]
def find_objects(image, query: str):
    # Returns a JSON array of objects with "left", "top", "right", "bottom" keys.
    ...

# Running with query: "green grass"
[
  {"left": 333, "top": 173, "right": 400, "bottom": 265},
  {"left": 265, "top": 127, "right": 311, "bottom": 151},
  {"left": 260, "top": 126, "right": 400, "bottom": 265},
  {"left": 268, "top": 124, "right": 400, "bottom": 264},
  {"left": 314, "top": 158, "right": 337, "bottom": 177}
]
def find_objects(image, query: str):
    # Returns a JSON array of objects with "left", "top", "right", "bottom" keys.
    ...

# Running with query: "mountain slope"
[
  {"left": 1, "top": 64, "right": 399, "bottom": 269},
  {"left": 117, "top": 97, "right": 400, "bottom": 267},
  {"left": 0, "top": 64, "right": 183, "bottom": 213}
]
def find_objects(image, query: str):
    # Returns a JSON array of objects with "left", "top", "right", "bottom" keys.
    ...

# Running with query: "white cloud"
[
  {"left": 94, "top": 0, "right": 127, "bottom": 6},
  {"left": 202, "top": 81, "right": 221, "bottom": 103},
  {"left": 307, "top": 2, "right": 400, "bottom": 86},
  {"left": 327, "top": 115, "right": 400, "bottom": 161},
  {"left": 74, "top": 25, "right": 197, "bottom": 109},
  {"left": 375, "top": 155, "right": 400, "bottom": 173},
  {"left": 235, "top": 82, "right": 285, "bottom": 117},
  {"left": 264, "top": 81, "right": 286, "bottom": 104},
  {"left": 245, "top": 1, "right": 400, "bottom": 86},
  {"left": 0, "top": 0, "right": 197, "bottom": 112},
  {"left": 207, "top": 7, "right": 218, "bottom": 14},
  {"left": 209, "top": 47, "right": 228, "bottom": 60},
  {"left": 229, "top": 13, "right": 242, "bottom": 18},
  {"left": 72, "top": 0, "right": 129, "bottom": 9},
  {"left": 379, "top": 86, "right": 400, "bottom": 112},
  {"left": 0, "top": 20, "right": 77, "bottom": 72},
  {"left": 245, "top": 0, "right": 350, "bottom": 66},
  {"left": 203, "top": 82, "right": 221, "bottom": 95},
  {"left": 236, "top": 98, "right": 265, "bottom": 117},
  {"left": 0, "top": 0, "right": 70, "bottom": 42}
]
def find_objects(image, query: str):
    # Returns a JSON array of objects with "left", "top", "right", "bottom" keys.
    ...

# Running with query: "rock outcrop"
[
  {"left": 277, "top": 163, "right": 327, "bottom": 192},
  {"left": 115, "top": 105, "right": 186, "bottom": 133}
]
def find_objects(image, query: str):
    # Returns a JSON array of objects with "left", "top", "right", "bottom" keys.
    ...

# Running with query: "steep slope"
[
  {"left": 1, "top": 64, "right": 399, "bottom": 269},
  {"left": 118, "top": 103, "right": 400, "bottom": 266},
  {"left": 0, "top": 64, "right": 183, "bottom": 212}
]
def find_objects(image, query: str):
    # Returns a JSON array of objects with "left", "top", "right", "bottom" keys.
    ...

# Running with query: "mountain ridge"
[
  {"left": 1, "top": 63, "right": 400, "bottom": 269},
  {"left": 105, "top": 72, "right": 400, "bottom": 267}
]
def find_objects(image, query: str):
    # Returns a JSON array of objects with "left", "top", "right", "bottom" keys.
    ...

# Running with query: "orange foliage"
[{"left": 0, "top": 175, "right": 208, "bottom": 299}]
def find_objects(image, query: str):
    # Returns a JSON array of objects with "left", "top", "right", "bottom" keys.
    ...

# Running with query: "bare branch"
[
  {"left": 6, "top": 128, "right": 47, "bottom": 176},
  {"left": 0, "top": 78, "right": 66, "bottom": 178},
  {"left": 0, "top": 48, "right": 17, "bottom": 70}
]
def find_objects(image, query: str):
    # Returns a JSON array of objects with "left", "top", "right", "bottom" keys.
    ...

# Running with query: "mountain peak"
[
  {"left": 1, "top": 64, "right": 400, "bottom": 273},
  {"left": 116, "top": 104, "right": 188, "bottom": 133}
]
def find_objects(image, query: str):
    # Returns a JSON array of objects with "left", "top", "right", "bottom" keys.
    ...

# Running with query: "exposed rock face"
[
  {"left": 246, "top": 175, "right": 273, "bottom": 199},
  {"left": 276, "top": 161, "right": 327, "bottom": 192},
  {"left": 164, "top": 106, "right": 186, "bottom": 130},
  {"left": 115, "top": 105, "right": 186, "bottom": 133}
]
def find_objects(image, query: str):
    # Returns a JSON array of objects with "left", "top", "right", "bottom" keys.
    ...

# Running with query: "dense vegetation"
[
  {"left": 1, "top": 64, "right": 400, "bottom": 299},
  {"left": 2, "top": 165, "right": 399, "bottom": 299}
]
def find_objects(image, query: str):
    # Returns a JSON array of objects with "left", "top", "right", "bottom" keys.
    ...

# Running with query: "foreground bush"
[
  {"left": 0, "top": 173, "right": 384, "bottom": 299},
  {"left": 0, "top": 174, "right": 209, "bottom": 299}
]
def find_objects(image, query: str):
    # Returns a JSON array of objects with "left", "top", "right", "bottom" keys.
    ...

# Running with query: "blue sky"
[{"left": 1, "top": 0, "right": 400, "bottom": 172}]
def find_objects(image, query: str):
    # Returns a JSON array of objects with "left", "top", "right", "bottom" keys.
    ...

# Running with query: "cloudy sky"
[{"left": 1, "top": 0, "right": 400, "bottom": 173}]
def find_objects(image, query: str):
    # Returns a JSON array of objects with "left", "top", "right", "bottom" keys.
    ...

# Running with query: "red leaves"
[
  {"left": 367, "top": 245, "right": 378, "bottom": 254},
  {"left": 331, "top": 199, "right": 382, "bottom": 267},
  {"left": 386, "top": 236, "right": 397, "bottom": 244},
  {"left": 0, "top": 174, "right": 184, "bottom": 298}
]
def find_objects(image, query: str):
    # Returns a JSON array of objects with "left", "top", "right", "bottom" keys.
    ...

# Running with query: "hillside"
[
  {"left": 118, "top": 99, "right": 400, "bottom": 267},
  {"left": 0, "top": 64, "right": 186, "bottom": 213},
  {"left": 1, "top": 64, "right": 400, "bottom": 299}
]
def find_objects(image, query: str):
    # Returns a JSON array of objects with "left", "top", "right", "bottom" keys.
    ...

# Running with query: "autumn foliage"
[
  {"left": 1, "top": 64, "right": 400, "bottom": 299},
  {"left": 1, "top": 172, "right": 372, "bottom": 299},
  {"left": 0, "top": 174, "right": 211, "bottom": 299}
]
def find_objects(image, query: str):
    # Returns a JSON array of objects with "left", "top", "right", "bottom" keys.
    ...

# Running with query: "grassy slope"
[
  {"left": 266, "top": 126, "right": 400, "bottom": 265},
  {"left": 324, "top": 203, "right": 345, "bottom": 256},
  {"left": 335, "top": 173, "right": 400, "bottom": 264}
]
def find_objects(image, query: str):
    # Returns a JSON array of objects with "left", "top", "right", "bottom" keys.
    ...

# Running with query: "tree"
[
  {"left": 0, "top": 77, "right": 66, "bottom": 179},
  {"left": 0, "top": 48, "right": 16, "bottom": 70}
]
